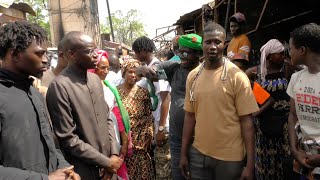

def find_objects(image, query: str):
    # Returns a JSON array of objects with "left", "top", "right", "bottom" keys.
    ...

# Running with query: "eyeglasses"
[
  {"left": 83, "top": 48, "right": 98, "bottom": 56},
  {"left": 176, "top": 51, "right": 190, "bottom": 59},
  {"left": 97, "top": 65, "right": 110, "bottom": 71},
  {"left": 70, "top": 48, "right": 98, "bottom": 56}
]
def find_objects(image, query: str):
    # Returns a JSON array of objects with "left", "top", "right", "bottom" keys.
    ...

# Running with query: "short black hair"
[
  {"left": 203, "top": 22, "right": 226, "bottom": 39},
  {"left": 132, "top": 36, "right": 155, "bottom": 53},
  {"left": 290, "top": 23, "right": 320, "bottom": 53},
  {"left": 0, "top": 21, "right": 47, "bottom": 59}
]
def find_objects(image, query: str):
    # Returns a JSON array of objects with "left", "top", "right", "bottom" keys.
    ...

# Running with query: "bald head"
[
  {"left": 108, "top": 53, "right": 120, "bottom": 72},
  {"left": 62, "top": 31, "right": 94, "bottom": 54},
  {"left": 61, "top": 31, "right": 97, "bottom": 70}
]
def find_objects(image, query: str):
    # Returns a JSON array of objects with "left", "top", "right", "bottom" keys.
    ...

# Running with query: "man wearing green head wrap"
[{"left": 136, "top": 33, "right": 203, "bottom": 180}]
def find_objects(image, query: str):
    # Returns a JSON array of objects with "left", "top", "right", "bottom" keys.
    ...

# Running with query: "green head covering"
[{"left": 178, "top": 34, "right": 202, "bottom": 51}]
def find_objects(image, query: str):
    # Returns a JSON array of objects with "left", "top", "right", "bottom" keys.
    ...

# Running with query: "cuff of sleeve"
[
  {"left": 110, "top": 144, "right": 120, "bottom": 156},
  {"left": 41, "top": 174, "right": 49, "bottom": 180},
  {"left": 97, "top": 153, "right": 111, "bottom": 168}
]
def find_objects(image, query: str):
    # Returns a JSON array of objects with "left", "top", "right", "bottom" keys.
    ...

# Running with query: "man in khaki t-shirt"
[{"left": 180, "top": 22, "right": 259, "bottom": 180}]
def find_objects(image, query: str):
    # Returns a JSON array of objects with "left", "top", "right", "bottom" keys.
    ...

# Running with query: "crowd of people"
[{"left": 0, "top": 11, "right": 320, "bottom": 180}]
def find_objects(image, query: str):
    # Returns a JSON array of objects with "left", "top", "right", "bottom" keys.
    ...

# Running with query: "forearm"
[
  {"left": 120, "top": 131, "right": 128, "bottom": 146},
  {"left": 181, "top": 112, "right": 196, "bottom": 157},
  {"left": 288, "top": 98, "right": 300, "bottom": 155},
  {"left": 240, "top": 115, "right": 255, "bottom": 169},
  {"left": 288, "top": 112, "right": 299, "bottom": 154},
  {"left": 159, "top": 92, "right": 170, "bottom": 127}
]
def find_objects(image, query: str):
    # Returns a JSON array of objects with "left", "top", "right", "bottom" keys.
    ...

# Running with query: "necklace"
[{"left": 189, "top": 57, "right": 229, "bottom": 103}]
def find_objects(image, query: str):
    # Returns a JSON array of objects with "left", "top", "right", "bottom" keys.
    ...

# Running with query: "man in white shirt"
[
  {"left": 105, "top": 53, "right": 123, "bottom": 86},
  {"left": 133, "top": 36, "right": 171, "bottom": 180},
  {"left": 287, "top": 23, "right": 320, "bottom": 179}
]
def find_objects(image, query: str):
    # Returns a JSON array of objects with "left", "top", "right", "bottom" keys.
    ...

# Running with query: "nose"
[
  {"left": 42, "top": 54, "right": 49, "bottom": 67},
  {"left": 209, "top": 43, "right": 217, "bottom": 50}
]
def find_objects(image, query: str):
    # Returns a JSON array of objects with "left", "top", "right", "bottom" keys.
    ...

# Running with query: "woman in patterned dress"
[
  {"left": 246, "top": 39, "right": 297, "bottom": 179},
  {"left": 117, "top": 59, "right": 155, "bottom": 180}
]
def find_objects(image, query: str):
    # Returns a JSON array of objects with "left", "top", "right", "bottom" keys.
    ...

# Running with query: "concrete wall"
[{"left": 48, "top": 0, "right": 100, "bottom": 47}]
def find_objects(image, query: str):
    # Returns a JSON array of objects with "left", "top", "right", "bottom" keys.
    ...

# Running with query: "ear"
[
  {"left": 299, "top": 46, "right": 307, "bottom": 56},
  {"left": 66, "top": 50, "right": 75, "bottom": 60},
  {"left": 10, "top": 49, "right": 20, "bottom": 62}
]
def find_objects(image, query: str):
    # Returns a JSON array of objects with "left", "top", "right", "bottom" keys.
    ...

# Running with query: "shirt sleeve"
[
  {"left": 184, "top": 71, "right": 195, "bottom": 113},
  {"left": 253, "top": 82, "right": 271, "bottom": 105},
  {"left": 158, "top": 79, "right": 171, "bottom": 92},
  {"left": 46, "top": 81, "right": 112, "bottom": 168},
  {"left": 234, "top": 72, "right": 259, "bottom": 116},
  {"left": 238, "top": 36, "right": 251, "bottom": 61},
  {"left": 0, "top": 166, "right": 48, "bottom": 180},
  {"left": 287, "top": 72, "right": 299, "bottom": 99},
  {"left": 157, "top": 61, "right": 180, "bottom": 80}
]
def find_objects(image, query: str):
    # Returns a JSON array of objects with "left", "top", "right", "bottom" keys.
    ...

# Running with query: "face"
[
  {"left": 68, "top": 35, "right": 98, "bottom": 70},
  {"left": 289, "top": 38, "right": 304, "bottom": 66},
  {"left": 95, "top": 57, "right": 110, "bottom": 80},
  {"left": 269, "top": 51, "right": 285, "bottom": 65},
  {"left": 177, "top": 46, "right": 200, "bottom": 69},
  {"left": 15, "top": 40, "right": 48, "bottom": 78},
  {"left": 134, "top": 51, "right": 148, "bottom": 63},
  {"left": 202, "top": 31, "right": 225, "bottom": 62},
  {"left": 124, "top": 67, "right": 138, "bottom": 86},
  {"left": 230, "top": 21, "right": 240, "bottom": 36}
]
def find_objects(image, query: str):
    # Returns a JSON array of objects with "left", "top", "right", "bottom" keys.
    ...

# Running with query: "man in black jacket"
[{"left": 0, "top": 21, "right": 80, "bottom": 180}]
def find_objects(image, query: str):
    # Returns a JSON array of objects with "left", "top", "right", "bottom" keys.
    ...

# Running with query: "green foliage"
[
  {"left": 14, "top": 0, "right": 50, "bottom": 39},
  {"left": 101, "top": 9, "right": 147, "bottom": 45}
]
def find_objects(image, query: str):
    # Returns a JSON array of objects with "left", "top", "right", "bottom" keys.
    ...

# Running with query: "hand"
[
  {"left": 120, "top": 144, "right": 128, "bottom": 157},
  {"left": 156, "top": 131, "right": 167, "bottom": 147},
  {"left": 293, "top": 150, "right": 312, "bottom": 168},
  {"left": 107, "top": 155, "right": 123, "bottom": 173},
  {"left": 305, "top": 154, "right": 320, "bottom": 167},
  {"left": 179, "top": 155, "right": 190, "bottom": 179},
  {"left": 66, "top": 171, "right": 81, "bottom": 180},
  {"left": 49, "top": 166, "right": 74, "bottom": 180},
  {"left": 136, "top": 66, "right": 158, "bottom": 81},
  {"left": 240, "top": 167, "right": 254, "bottom": 180}
]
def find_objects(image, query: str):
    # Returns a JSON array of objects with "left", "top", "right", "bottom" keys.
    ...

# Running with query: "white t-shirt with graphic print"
[{"left": 287, "top": 68, "right": 320, "bottom": 139}]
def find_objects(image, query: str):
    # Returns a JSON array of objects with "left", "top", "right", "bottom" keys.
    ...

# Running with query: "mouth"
[
  {"left": 208, "top": 52, "right": 217, "bottom": 56},
  {"left": 129, "top": 77, "right": 136, "bottom": 82},
  {"left": 40, "top": 67, "right": 48, "bottom": 71}
]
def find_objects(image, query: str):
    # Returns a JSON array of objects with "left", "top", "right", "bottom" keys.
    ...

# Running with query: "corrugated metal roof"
[
  {"left": 0, "top": 2, "right": 36, "bottom": 16},
  {"left": 10, "top": 2, "right": 36, "bottom": 16},
  {"left": 174, "top": 8, "right": 202, "bottom": 25}
]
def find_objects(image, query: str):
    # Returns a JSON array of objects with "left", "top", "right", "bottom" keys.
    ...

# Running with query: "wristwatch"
[{"left": 158, "top": 126, "right": 165, "bottom": 132}]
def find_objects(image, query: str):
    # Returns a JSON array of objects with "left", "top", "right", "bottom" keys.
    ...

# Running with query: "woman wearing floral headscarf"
[
  {"left": 117, "top": 59, "right": 155, "bottom": 180},
  {"left": 246, "top": 39, "right": 295, "bottom": 179}
]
